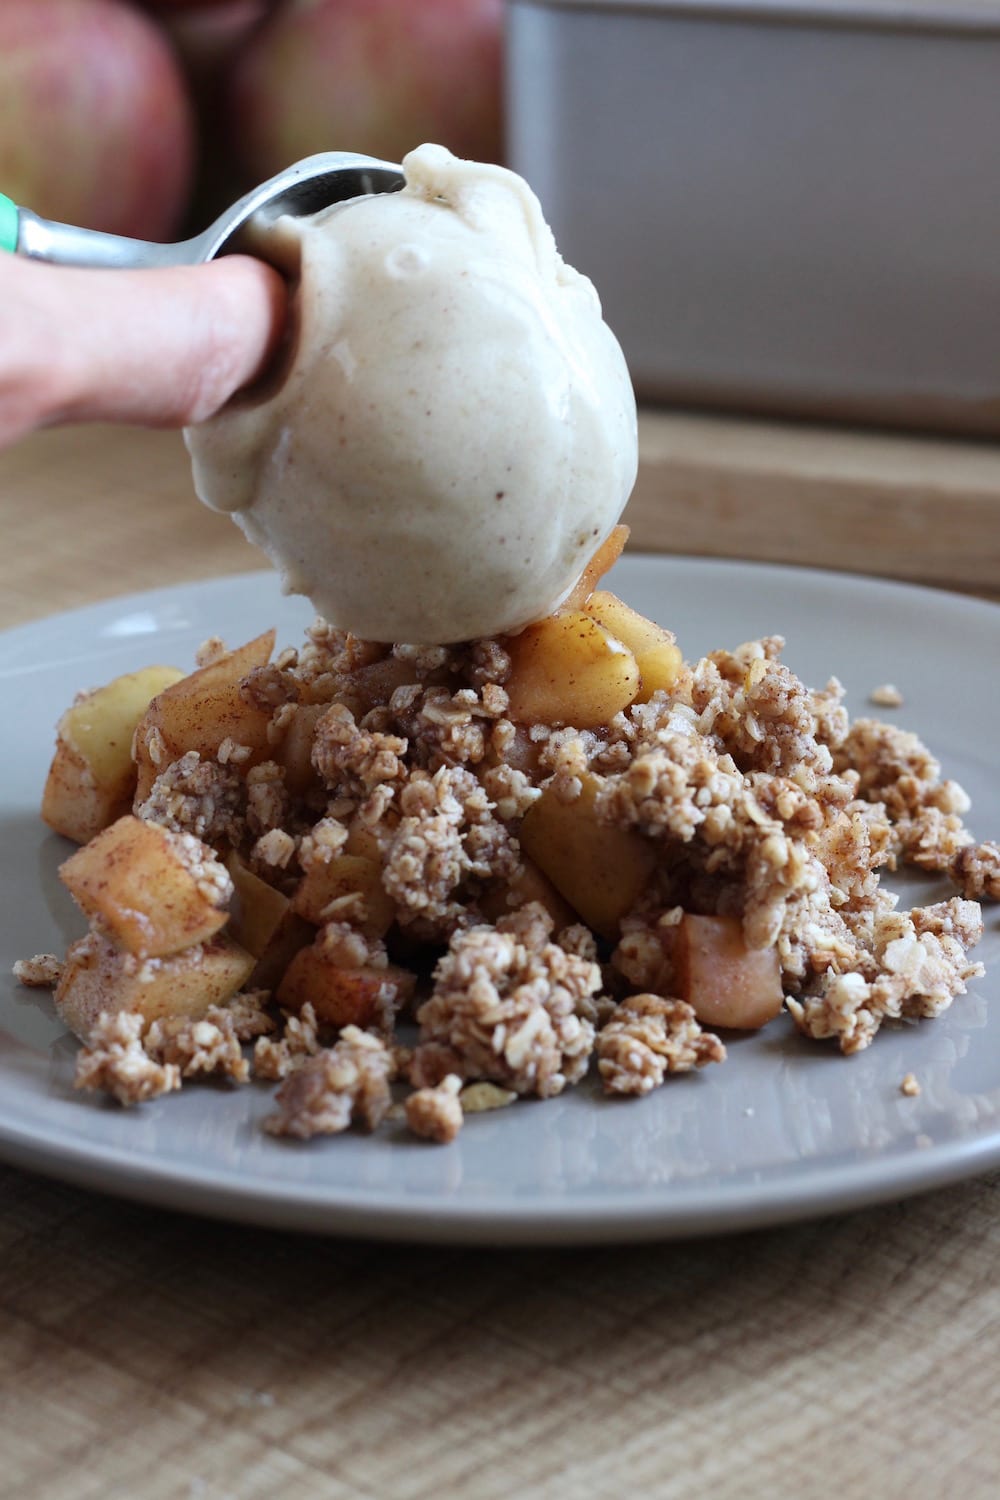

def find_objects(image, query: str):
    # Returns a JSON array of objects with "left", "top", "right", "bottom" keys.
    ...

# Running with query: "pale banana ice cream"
[{"left": 186, "top": 144, "right": 637, "bottom": 644}]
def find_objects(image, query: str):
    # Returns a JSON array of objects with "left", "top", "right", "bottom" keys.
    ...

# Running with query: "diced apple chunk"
[
  {"left": 344, "top": 818, "right": 388, "bottom": 862},
  {"left": 518, "top": 771, "right": 657, "bottom": 940},
  {"left": 276, "top": 702, "right": 325, "bottom": 797},
  {"left": 60, "top": 815, "right": 231, "bottom": 960},
  {"left": 277, "top": 945, "right": 414, "bottom": 1028},
  {"left": 251, "top": 915, "right": 315, "bottom": 992},
  {"left": 133, "top": 630, "right": 276, "bottom": 803},
  {"left": 505, "top": 611, "right": 639, "bottom": 730},
  {"left": 345, "top": 654, "right": 423, "bottom": 714},
  {"left": 479, "top": 857, "right": 577, "bottom": 931},
  {"left": 226, "top": 852, "right": 290, "bottom": 958},
  {"left": 42, "top": 664, "right": 184, "bottom": 844},
  {"left": 225, "top": 851, "right": 312, "bottom": 988},
  {"left": 585, "top": 592, "right": 683, "bottom": 702},
  {"left": 55, "top": 930, "right": 255, "bottom": 1042},
  {"left": 673, "top": 913, "right": 784, "bottom": 1030},
  {"left": 293, "top": 854, "right": 395, "bottom": 936}
]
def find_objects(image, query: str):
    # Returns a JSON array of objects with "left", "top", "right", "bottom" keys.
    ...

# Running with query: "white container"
[{"left": 506, "top": 0, "right": 1000, "bottom": 434}]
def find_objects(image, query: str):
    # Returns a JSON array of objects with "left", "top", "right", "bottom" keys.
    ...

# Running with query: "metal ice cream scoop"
[{"left": 0, "top": 152, "right": 405, "bottom": 269}]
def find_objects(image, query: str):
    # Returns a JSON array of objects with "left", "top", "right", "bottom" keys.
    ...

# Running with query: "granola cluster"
[
  {"left": 412, "top": 905, "right": 600, "bottom": 1098},
  {"left": 597, "top": 994, "right": 726, "bottom": 1095},
  {"left": 405, "top": 1075, "right": 464, "bottom": 1144},
  {"left": 19, "top": 609, "right": 995, "bottom": 1143},
  {"left": 264, "top": 1025, "right": 396, "bottom": 1139},
  {"left": 74, "top": 993, "right": 275, "bottom": 1104}
]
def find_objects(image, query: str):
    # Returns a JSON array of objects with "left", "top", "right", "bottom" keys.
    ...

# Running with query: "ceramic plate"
[{"left": 1, "top": 558, "right": 998, "bottom": 1244}]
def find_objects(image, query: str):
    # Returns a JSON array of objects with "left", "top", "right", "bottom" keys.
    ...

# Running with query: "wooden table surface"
[{"left": 1, "top": 420, "right": 999, "bottom": 1500}]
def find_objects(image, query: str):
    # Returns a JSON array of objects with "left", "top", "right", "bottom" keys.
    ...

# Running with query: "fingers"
[{"left": 0, "top": 254, "right": 288, "bottom": 443}]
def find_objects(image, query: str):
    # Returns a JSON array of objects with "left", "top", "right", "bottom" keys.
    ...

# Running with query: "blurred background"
[
  {"left": 4, "top": 0, "right": 1000, "bottom": 439},
  {"left": 0, "top": 0, "right": 504, "bottom": 255},
  {"left": 2, "top": 0, "right": 999, "bottom": 609}
]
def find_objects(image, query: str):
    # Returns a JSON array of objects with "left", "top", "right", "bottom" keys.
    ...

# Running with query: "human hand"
[{"left": 0, "top": 252, "right": 287, "bottom": 449}]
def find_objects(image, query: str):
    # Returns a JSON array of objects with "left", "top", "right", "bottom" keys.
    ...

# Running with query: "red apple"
[
  {"left": 228, "top": 0, "right": 503, "bottom": 180},
  {"left": 0, "top": 0, "right": 195, "bottom": 240},
  {"left": 141, "top": 1, "right": 262, "bottom": 11}
]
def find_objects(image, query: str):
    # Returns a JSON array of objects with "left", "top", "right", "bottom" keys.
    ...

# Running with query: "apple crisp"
[{"left": 16, "top": 575, "right": 996, "bottom": 1142}]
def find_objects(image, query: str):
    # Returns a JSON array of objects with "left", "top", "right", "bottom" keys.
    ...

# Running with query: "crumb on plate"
[
  {"left": 405, "top": 1074, "right": 464, "bottom": 1143},
  {"left": 264, "top": 1026, "right": 395, "bottom": 1139},
  {"left": 869, "top": 683, "right": 904, "bottom": 708},
  {"left": 13, "top": 954, "right": 63, "bottom": 988}
]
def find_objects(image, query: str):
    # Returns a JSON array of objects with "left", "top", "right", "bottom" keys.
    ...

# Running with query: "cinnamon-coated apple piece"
[
  {"left": 585, "top": 591, "right": 683, "bottom": 703},
  {"left": 518, "top": 771, "right": 657, "bottom": 941},
  {"left": 225, "top": 851, "right": 312, "bottom": 989},
  {"left": 55, "top": 930, "right": 254, "bottom": 1043},
  {"left": 42, "top": 664, "right": 184, "bottom": 845},
  {"left": 277, "top": 944, "right": 414, "bottom": 1028},
  {"left": 59, "top": 815, "right": 231, "bottom": 960},
  {"left": 226, "top": 851, "right": 291, "bottom": 958},
  {"left": 673, "top": 913, "right": 784, "bottom": 1030},
  {"left": 504, "top": 612, "right": 639, "bottom": 730},
  {"left": 277, "top": 702, "right": 325, "bottom": 797},
  {"left": 132, "top": 630, "right": 276, "bottom": 803},
  {"left": 479, "top": 856, "right": 577, "bottom": 931},
  {"left": 293, "top": 854, "right": 396, "bottom": 937}
]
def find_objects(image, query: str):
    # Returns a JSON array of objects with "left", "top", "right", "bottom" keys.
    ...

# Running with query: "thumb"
[{"left": 5, "top": 254, "right": 287, "bottom": 439}]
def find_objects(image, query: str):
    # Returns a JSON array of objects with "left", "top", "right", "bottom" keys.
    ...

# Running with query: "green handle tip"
[{"left": 0, "top": 193, "right": 19, "bottom": 254}]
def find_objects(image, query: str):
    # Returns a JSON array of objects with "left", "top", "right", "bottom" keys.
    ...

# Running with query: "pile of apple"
[{"left": 0, "top": 0, "right": 503, "bottom": 242}]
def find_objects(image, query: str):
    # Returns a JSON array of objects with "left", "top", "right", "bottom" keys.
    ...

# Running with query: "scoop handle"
[
  {"left": 0, "top": 192, "right": 17, "bottom": 254},
  {"left": 0, "top": 193, "right": 193, "bottom": 268}
]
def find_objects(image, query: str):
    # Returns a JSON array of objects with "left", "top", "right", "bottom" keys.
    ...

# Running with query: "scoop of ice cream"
[{"left": 185, "top": 144, "right": 637, "bottom": 644}]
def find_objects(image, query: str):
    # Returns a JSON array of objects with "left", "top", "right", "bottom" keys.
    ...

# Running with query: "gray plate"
[{"left": 1, "top": 557, "right": 998, "bottom": 1244}]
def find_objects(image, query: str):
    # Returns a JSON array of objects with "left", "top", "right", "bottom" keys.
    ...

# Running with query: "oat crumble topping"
[
  {"left": 900, "top": 1072, "right": 921, "bottom": 1097},
  {"left": 786, "top": 898, "right": 983, "bottom": 1053},
  {"left": 137, "top": 750, "right": 245, "bottom": 846},
  {"left": 253, "top": 1002, "right": 321, "bottom": 1081},
  {"left": 870, "top": 684, "right": 904, "bottom": 708},
  {"left": 413, "top": 904, "right": 600, "bottom": 1097},
  {"left": 252, "top": 827, "right": 297, "bottom": 870},
  {"left": 597, "top": 994, "right": 726, "bottom": 1095},
  {"left": 195, "top": 636, "right": 229, "bottom": 668},
  {"left": 161, "top": 826, "right": 233, "bottom": 909},
  {"left": 75, "top": 1011, "right": 180, "bottom": 1106},
  {"left": 146, "top": 1009, "right": 251, "bottom": 1084},
  {"left": 405, "top": 1074, "right": 464, "bottom": 1143},
  {"left": 13, "top": 954, "right": 63, "bottom": 988},
  {"left": 950, "top": 841, "right": 1000, "bottom": 902},
  {"left": 381, "top": 765, "right": 519, "bottom": 938},
  {"left": 264, "top": 1026, "right": 395, "bottom": 1138}
]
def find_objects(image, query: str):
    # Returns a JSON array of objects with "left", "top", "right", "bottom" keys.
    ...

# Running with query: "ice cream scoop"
[
  {"left": 1, "top": 152, "right": 403, "bottom": 265},
  {"left": 185, "top": 144, "right": 638, "bottom": 645}
]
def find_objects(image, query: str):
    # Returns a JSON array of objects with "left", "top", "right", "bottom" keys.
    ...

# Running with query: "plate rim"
[
  {"left": 2, "top": 555, "right": 998, "bottom": 661},
  {"left": 3, "top": 1103, "right": 1000, "bottom": 1245}
]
